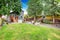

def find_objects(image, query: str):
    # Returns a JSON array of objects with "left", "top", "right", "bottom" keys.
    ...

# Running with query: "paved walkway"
[
  {"left": 26, "top": 22, "right": 60, "bottom": 29},
  {"left": 38, "top": 23, "right": 60, "bottom": 29}
]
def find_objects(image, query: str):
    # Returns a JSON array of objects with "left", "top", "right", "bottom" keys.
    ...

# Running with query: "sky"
[{"left": 21, "top": 0, "right": 28, "bottom": 11}]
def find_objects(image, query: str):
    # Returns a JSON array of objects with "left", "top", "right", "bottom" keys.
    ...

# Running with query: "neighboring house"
[
  {"left": 10, "top": 11, "right": 19, "bottom": 22},
  {"left": 3, "top": 10, "right": 24, "bottom": 23}
]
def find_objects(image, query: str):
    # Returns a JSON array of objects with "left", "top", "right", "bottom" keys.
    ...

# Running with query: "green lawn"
[{"left": 0, "top": 23, "right": 60, "bottom": 40}]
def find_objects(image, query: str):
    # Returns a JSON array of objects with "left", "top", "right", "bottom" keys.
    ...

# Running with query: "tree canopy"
[
  {"left": 28, "top": 0, "right": 60, "bottom": 16},
  {"left": 0, "top": 0, "right": 21, "bottom": 15}
]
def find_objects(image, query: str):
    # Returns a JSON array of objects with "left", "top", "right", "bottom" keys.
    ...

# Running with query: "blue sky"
[{"left": 21, "top": 0, "right": 28, "bottom": 10}]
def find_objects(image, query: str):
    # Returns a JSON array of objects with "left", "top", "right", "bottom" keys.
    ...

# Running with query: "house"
[{"left": 10, "top": 11, "right": 19, "bottom": 22}]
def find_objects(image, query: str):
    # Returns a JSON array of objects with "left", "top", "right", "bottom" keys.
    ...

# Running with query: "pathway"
[
  {"left": 38, "top": 23, "right": 60, "bottom": 29},
  {"left": 26, "top": 21, "right": 60, "bottom": 29}
]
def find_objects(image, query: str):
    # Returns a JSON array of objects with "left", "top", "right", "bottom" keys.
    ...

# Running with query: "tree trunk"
[
  {"left": 33, "top": 16, "right": 36, "bottom": 24},
  {"left": 52, "top": 16, "right": 55, "bottom": 24}
]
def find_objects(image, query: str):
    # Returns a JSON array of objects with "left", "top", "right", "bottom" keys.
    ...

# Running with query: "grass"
[{"left": 0, "top": 23, "right": 60, "bottom": 40}]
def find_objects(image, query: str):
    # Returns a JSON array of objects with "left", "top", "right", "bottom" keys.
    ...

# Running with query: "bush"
[{"left": 43, "top": 19, "right": 52, "bottom": 24}]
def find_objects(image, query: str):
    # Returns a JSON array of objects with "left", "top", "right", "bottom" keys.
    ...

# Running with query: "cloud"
[
  {"left": 22, "top": 2, "right": 28, "bottom": 10},
  {"left": 21, "top": 0, "right": 28, "bottom": 10}
]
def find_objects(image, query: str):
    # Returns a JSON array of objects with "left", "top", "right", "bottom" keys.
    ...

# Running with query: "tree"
[
  {"left": 28, "top": 0, "right": 43, "bottom": 24},
  {"left": 0, "top": 0, "right": 21, "bottom": 15},
  {"left": 48, "top": 0, "right": 60, "bottom": 23},
  {"left": 28, "top": 0, "right": 60, "bottom": 23}
]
